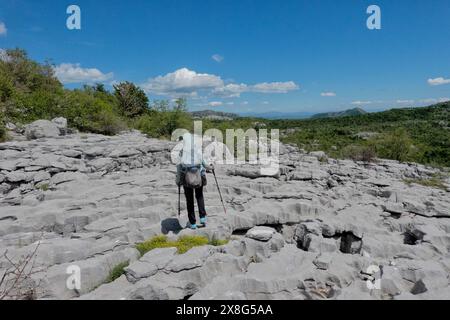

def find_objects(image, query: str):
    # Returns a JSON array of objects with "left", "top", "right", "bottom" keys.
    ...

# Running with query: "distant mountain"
[
  {"left": 311, "top": 108, "right": 367, "bottom": 119},
  {"left": 190, "top": 110, "right": 239, "bottom": 120},
  {"left": 237, "top": 111, "right": 314, "bottom": 120}
]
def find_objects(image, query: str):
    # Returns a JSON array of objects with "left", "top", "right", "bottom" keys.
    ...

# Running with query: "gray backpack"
[{"left": 184, "top": 166, "right": 202, "bottom": 189}]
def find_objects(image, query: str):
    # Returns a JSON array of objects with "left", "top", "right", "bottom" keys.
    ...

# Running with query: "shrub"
[
  {"left": 60, "top": 88, "right": 126, "bottom": 135},
  {"left": 0, "top": 114, "right": 6, "bottom": 142},
  {"left": 114, "top": 81, "right": 149, "bottom": 117},
  {"left": 134, "top": 108, "right": 192, "bottom": 139},
  {"left": 374, "top": 128, "right": 414, "bottom": 162},
  {"left": 341, "top": 145, "right": 377, "bottom": 162},
  {"left": 0, "top": 48, "right": 63, "bottom": 123}
]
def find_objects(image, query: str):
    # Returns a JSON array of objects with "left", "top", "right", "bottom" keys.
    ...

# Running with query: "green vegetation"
[
  {"left": 403, "top": 174, "right": 448, "bottom": 191},
  {"left": 106, "top": 261, "right": 129, "bottom": 283},
  {"left": 311, "top": 107, "right": 367, "bottom": 119},
  {"left": 37, "top": 183, "right": 49, "bottom": 191},
  {"left": 1, "top": 48, "right": 449, "bottom": 168},
  {"left": 277, "top": 103, "right": 450, "bottom": 167},
  {"left": 136, "top": 235, "right": 229, "bottom": 256},
  {"left": 0, "top": 48, "right": 190, "bottom": 138}
]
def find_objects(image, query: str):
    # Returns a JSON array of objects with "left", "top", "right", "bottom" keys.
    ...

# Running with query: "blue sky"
[{"left": 1, "top": 0, "right": 450, "bottom": 113}]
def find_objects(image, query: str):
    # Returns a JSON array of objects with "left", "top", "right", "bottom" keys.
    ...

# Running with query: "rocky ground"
[{"left": 1, "top": 119, "right": 450, "bottom": 300}]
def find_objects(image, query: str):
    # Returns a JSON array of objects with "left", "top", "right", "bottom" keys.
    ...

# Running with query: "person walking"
[{"left": 176, "top": 133, "right": 213, "bottom": 229}]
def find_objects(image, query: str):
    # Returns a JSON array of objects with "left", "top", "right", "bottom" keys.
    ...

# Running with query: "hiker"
[{"left": 176, "top": 133, "right": 214, "bottom": 229}]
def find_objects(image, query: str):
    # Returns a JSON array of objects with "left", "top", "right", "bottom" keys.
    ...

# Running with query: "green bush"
[
  {"left": 114, "top": 81, "right": 149, "bottom": 117},
  {"left": 60, "top": 88, "right": 126, "bottom": 135},
  {"left": 0, "top": 114, "right": 6, "bottom": 142},
  {"left": 0, "top": 48, "right": 64, "bottom": 123},
  {"left": 340, "top": 145, "right": 377, "bottom": 162},
  {"left": 373, "top": 128, "right": 414, "bottom": 162},
  {"left": 134, "top": 106, "right": 192, "bottom": 139}
]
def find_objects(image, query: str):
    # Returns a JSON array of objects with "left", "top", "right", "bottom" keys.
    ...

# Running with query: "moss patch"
[{"left": 136, "top": 235, "right": 229, "bottom": 256}]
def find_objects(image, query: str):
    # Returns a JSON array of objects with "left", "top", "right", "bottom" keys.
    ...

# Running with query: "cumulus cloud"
[
  {"left": 141, "top": 68, "right": 299, "bottom": 98},
  {"left": 212, "top": 54, "right": 224, "bottom": 63},
  {"left": 428, "top": 77, "right": 450, "bottom": 86},
  {"left": 321, "top": 92, "right": 336, "bottom": 97},
  {"left": 0, "top": 22, "right": 7, "bottom": 36},
  {"left": 141, "top": 68, "right": 223, "bottom": 97},
  {"left": 251, "top": 81, "right": 299, "bottom": 93},
  {"left": 53, "top": 63, "right": 114, "bottom": 84},
  {"left": 213, "top": 83, "right": 248, "bottom": 98},
  {"left": 208, "top": 101, "right": 223, "bottom": 107}
]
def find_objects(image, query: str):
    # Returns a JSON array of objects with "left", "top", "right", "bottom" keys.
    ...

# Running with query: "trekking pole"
[
  {"left": 212, "top": 169, "right": 227, "bottom": 215},
  {"left": 178, "top": 185, "right": 181, "bottom": 216}
]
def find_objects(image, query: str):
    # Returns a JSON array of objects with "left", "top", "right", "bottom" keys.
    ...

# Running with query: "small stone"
[
  {"left": 246, "top": 226, "right": 276, "bottom": 241},
  {"left": 313, "top": 253, "right": 332, "bottom": 270}
]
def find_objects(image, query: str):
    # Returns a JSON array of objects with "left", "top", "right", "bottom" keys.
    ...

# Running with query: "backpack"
[{"left": 183, "top": 165, "right": 203, "bottom": 189}]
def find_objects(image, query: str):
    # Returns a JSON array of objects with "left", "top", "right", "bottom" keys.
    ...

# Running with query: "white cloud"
[
  {"left": 208, "top": 101, "right": 223, "bottom": 107},
  {"left": 213, "top": 83, "right": 248, "bottom": 98},
  {"left": 241, "top": 101, "right": 249, "bottom": 105},
  {"left": 212, "top": 54, "right": 224, "bottom": 63},
  {"left": 420, "top": 97, "right": 450, "bottom": 104},
  {"left": 53, "top": 63, "right": 113, "bottom": 84},
  {"left": 141, "top": 68, "right": 223, "bottom": 97},
  {"left": 141, "top": 68, "right": 299, "bottom": 98},
  {"left": 396, "top": 99, "right": 414, "bottom": 104},
  {"left": 351, "top": 100, "right": 372, "bottom": 105},
  {"left": 262, "top": 101, "right": 269, "bottom": 104},
  {"left": 0, "top": 22, "right": 7, "bottom": 36},
  {"left": 251, "top": 81, "right": 299, "bottom": 93},
  {"left": 428, "top": 77, "right": 450, "bottom": 86},
  {"left": 321, "top": 92, "right": 336, "bottom": 97}
]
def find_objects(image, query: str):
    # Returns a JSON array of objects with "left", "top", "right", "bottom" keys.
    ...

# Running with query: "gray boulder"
[
  {"left": 25, "top": 120, "right": 61, "bottom": 140},
  {"left": 51, "top": 117, "right": 68, "bottom": 135}
]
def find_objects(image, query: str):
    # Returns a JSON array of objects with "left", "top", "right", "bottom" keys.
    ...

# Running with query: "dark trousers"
[{"left": 183, "top": 186, "right": 206, "bottom": 225}]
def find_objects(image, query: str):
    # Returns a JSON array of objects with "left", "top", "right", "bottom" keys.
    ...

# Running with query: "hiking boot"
[
  {"left": 188, "top": 223, "right": 198, "bottom": 230},
  {"left": 200, "top": 217, "right": 207, "bottom": 226}
]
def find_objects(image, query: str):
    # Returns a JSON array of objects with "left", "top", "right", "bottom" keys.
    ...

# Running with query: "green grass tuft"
[
  {"left": 136, "top": 235, "right": 229, "bottom": 256},
  {"left": 403, "top": 175, "right": 448, "bottom": 191},
  {"left": 106, "top": 261, "right": 129, "bottom": 283}
]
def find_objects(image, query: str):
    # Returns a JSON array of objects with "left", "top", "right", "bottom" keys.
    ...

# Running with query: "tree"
[{"left": 113, "top": 81, "right": 149, "bottom": 117}]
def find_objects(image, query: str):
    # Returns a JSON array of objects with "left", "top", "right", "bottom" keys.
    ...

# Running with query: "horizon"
[{"left": 1, "top": 0, "right": 449, "bottom": 114}]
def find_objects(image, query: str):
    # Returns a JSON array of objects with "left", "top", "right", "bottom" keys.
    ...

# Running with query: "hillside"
[
  {"left": 311, "top": 107, "right": 368, "bottom": 119},
  {"left": 190, "top": 110, "right": 239, "bottom": 120},
  {"left": 271, "top": 103, "right": 450, "bottom": 167}
]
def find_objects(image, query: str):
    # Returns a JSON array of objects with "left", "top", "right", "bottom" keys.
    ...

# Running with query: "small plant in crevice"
[{"left": 106, "top": 261, "right": 129, "bottom": 283}]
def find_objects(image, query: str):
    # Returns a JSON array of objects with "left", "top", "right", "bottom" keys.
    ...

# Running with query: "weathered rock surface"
[{"left": 1, "top": 128, "right": 449, "bottom": 300}]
